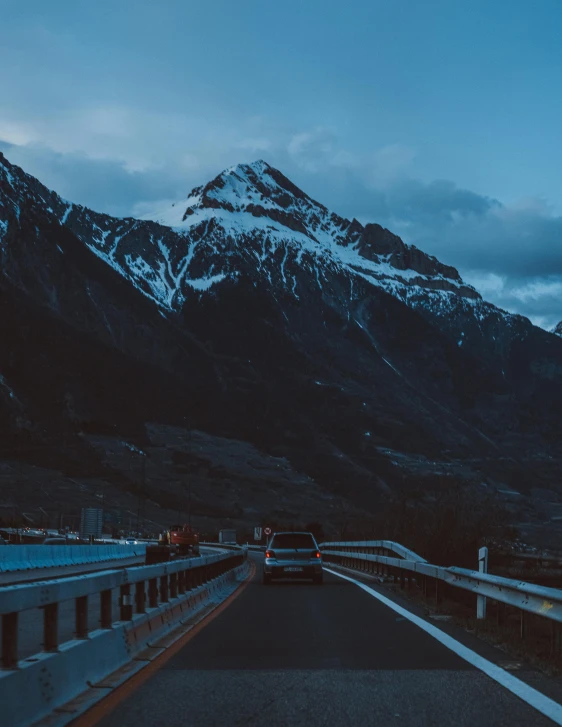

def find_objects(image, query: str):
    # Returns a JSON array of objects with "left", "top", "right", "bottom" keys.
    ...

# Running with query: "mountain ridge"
[
  {"left": 2, "top": 150, "right": 562, "bottom": 545},
  {"left": 1, "top": 152, "right": 481, "bottom": 313}
]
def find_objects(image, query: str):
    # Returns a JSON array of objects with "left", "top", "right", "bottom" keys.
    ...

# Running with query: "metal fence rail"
[
  {"left": 320, "top": 544, "right": 562, "bottom": 626},
  {"left": 319, "top": 540, "right": 426, "bottom": 562},
  {"left": 0, "top": 549, "right": 245, "bottom": 669},
  {"left": 202, "top": 542, "right": 265, "bottom": 552}
]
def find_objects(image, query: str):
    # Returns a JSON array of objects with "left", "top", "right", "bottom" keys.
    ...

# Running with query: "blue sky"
[{"left": 1, "top": 0, "right": 562, "bottom": 327}]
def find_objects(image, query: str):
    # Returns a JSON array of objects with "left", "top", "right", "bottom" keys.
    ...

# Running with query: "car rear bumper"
[{"left": 264, "top": 561, "right": 323, "bottom": 578}]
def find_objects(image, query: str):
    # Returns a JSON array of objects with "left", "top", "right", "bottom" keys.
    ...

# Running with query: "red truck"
[{"left": 145, "top": 524, "right": 200, "bottom": 564}]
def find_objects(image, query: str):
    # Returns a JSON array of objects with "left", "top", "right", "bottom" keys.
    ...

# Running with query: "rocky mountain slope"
[{"left": 2, "top": 151, "right": 562, "bottom": 542}]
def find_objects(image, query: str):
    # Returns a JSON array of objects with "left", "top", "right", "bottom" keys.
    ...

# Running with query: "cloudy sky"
[{"left": 1, "top": 0, "right": 561, "bottom": 328}]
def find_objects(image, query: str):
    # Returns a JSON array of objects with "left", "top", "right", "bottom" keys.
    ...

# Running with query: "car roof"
[{"left": 273, "top": 531, "right": 314, "bottom": 535}]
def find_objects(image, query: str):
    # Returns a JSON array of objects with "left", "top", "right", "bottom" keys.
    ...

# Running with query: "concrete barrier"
[
  {"left": 0, "top": 544, "right": 147, "bottom": 573},
  {"left": 0, "top": 559, "right": 249, "bottom": 727}
]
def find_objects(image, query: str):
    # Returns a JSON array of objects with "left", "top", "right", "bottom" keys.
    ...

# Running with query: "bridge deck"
[{"left": 71, "top": 553, "right": 561, "bottom": 727}]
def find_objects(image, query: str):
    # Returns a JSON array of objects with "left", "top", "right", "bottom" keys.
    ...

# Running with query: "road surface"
[{"left": 71, "top": 552, "right": 562, "bottom": 727}]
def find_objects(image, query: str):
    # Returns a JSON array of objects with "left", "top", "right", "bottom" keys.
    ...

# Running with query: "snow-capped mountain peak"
[
  {"left": 1, "top": 152, "right": 481, "bottom": 315},
  {"left": 145, "top": 159, "right": 355, "bottom": 246},
  {"left": 186, "top": 159, "right": 316, "bottom": 217},
  {"left": 135, "top": 159, "right": 482, "bottom": 310}
]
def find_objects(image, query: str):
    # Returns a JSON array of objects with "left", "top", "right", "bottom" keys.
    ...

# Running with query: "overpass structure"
[{"left": 2, "top": 542, "right": 562, "bottom": 726}]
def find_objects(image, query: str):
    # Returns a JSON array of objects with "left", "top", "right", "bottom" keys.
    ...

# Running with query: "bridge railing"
[
  {"left": 202, "top": 543, "right": 265, "bottom": 551},
  {"left": 318, "top": 539, "right": 426, "bottom": 562},
  {"left": 0, "top": 543, "right": 147, "bottom": 573},
  {"left": 319, "top": 541, "right": 562, "bottom": 627},
  {"left": 0, "top": 549, "right": 245, "bottom": 670}
]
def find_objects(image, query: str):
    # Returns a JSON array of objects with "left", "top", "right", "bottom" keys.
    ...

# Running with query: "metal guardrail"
[
  {"left": 319, "top": 540, "right": 426, "bottom": 562},
  {"left": 0, "top": 549, "right": 245, "bottom": 669},
  {"left": 202, "top": 543, "right": 266, "bottom": 552},
  {"left": 320, "top": 543, "right": 562, "bottom": 627},
  {"left": 201, "top": 542, "right": 243, "bottom": 551}
]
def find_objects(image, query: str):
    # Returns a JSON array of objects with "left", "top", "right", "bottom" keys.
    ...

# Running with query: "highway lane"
[{"left": 74, "top": 553, "right": 560, "bottom": 727}]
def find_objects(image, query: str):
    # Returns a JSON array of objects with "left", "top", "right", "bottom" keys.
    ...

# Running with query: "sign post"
[
  {"left": 264, "top": 527, "right": 272, "bottom": 542},
  {"left": 477, "top": 546, "right": 488, "bottom": 620}
]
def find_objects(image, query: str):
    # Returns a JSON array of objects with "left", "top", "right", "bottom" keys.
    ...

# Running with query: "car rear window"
[{"left": 271, "top": 533, "right": 315, "bottom": 549}]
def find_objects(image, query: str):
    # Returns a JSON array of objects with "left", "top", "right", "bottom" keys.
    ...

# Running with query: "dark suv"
[{"left": 263, "top": 531, "right": 323, "bottom": 584}]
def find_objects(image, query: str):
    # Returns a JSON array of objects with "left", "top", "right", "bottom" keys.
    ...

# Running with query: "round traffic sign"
[{"left": 264, "top": 527, "right": 271, "bottom": 535}]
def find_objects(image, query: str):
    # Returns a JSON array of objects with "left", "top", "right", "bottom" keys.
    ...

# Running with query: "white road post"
[{"left": 477, "top": 546, "right": 489, "bottom": 620}]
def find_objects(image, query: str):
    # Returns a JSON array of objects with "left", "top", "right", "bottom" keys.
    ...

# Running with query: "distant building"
[{"left": 79, "top": 508, "right": 103, "bottom": 539}]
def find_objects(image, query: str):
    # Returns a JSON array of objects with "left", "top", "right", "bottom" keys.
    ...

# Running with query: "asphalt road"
[{"left": 76, "top": 553, "right": 560, "bottom": 727}]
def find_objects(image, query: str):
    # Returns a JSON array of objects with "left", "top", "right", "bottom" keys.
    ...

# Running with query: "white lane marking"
[{"left": 325, "top": 567, "right": 562, "bottom": 725}]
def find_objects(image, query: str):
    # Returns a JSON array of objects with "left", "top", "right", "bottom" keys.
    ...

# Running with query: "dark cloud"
[
  {"left": 408, "top": 202, "right": 562, "bottom": 279},
  {"left": 0, "top": 140, "right": 199, "bottom": 217},
  {"left": 462, "top": 272, "right": 562, "bottom": 330},
  {"left": 385, "top": 179, "right": 498, "bottom": 222}
]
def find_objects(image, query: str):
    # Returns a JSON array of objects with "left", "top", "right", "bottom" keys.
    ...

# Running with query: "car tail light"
[
  {"left": 314, "top": 551, "right": 321, "bottom": 558},
  {"left": 265, "top": 550, "right": 275, "bottom": 559}
]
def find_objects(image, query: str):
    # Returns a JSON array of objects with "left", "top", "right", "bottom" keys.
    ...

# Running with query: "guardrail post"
[
  {"left": 101, "top": 589, "right": 112, "bottom": 628},
  {"left": 75, "top": 596, "right": 88, "bottom": 639},
  {"left": 160, "top": 575, "right": 169, "bottom": 603},
  {"left": 551, "top": 621, "right": 561, "bottom": 656},
  {"left": 178, "top": 570, "right": 185, "bottom": 596},
  {"left": 477, "top": 547, "right": 488, "bottom": 620},
  {"left": 186, "top": 570, "right": 193, "bottom": 591},
  {"left": 135, "top": 582, "right": 146, "bottom": 614},
  {"left": 43, "top": 603, "right": 59, "bottom": 652},
  {"left": 2, "top": 613, "right": 18, "bottom": 668},
  {"left": 520, "top": 611, "right": 528, "bottom": 640},
  {"left": 149, "top": 578, "right": 158, "bottom": 607},
  {"left": 120, "top": 584, "right": 133, "bottom": 620},
  {"left": 170, "top": 572, "right": 178, "bottom": 598}
]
